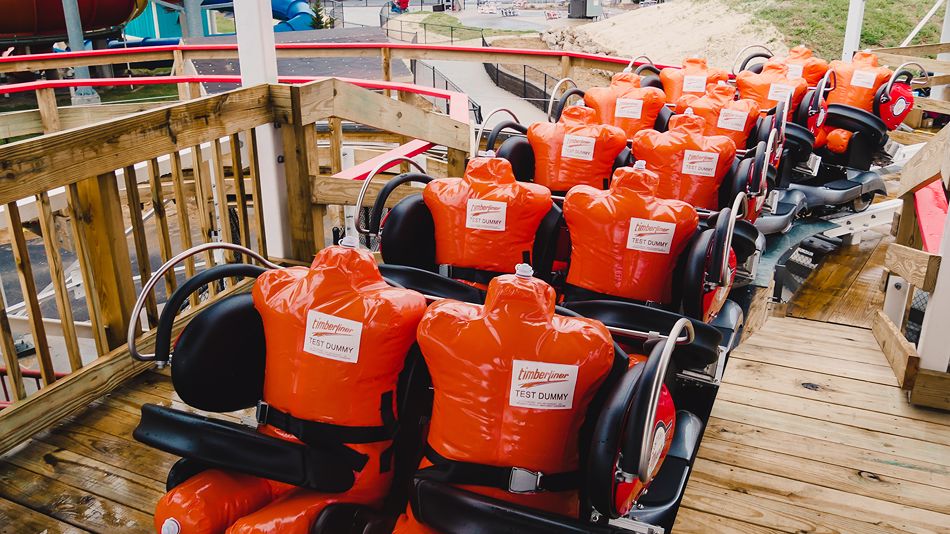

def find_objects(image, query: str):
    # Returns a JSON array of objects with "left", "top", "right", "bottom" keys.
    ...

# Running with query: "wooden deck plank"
[
  {"left": 825, "top": 234, "right": 892, "bottom": 328},
  {"left": 3, "top": 438, "right": 165, "bottom": 514},
  {"left": 698, "top": 437, "right": 950, "bottom": 514},
  {"left": 35, "top": 423, "right": 174, "bottom": 483},
  {"left": 717, "top": 383, "right": 950, "bottom": 446},
  {"left": 671, "top": 508, "right": 780, "bottom": 534},
  {"left": 787, "top": 233, "right": 884, "bottom": 324},
  {"left": 723, "top": 359, "right": 950, "bottom": 426},
  {"left": 0, "top": 497, "right": 88, "bottom": 534},
  {"left": 691, "top": 458, "right": 950, "bottom": 534},
  {"left": 712, "top": 399, "right": 950, "bottom": 467},
  {"left": 0, "top": 459, "right": 153, "bottom": 533},
  {"left": 730, "top": 346, "right": 900, "bottom": 386},
  {"left": 681, "top": 482, "right": 898, "bottom": 534}
]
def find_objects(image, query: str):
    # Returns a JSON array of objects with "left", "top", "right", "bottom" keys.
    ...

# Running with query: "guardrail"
[{"left": 0, "top": 72, "right": 469, "bottom": 455}]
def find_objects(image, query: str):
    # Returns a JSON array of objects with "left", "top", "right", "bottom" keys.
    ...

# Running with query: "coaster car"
[
  {"left": 128, "top": 249, "right": 724, "bottom": 533},
  {"left": 737, "top": 48, "right": 924, "bottom": 227}
]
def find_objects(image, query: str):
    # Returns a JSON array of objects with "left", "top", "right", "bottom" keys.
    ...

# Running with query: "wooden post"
[
  {"left": 560, "top": 56, "right": 572, "bottom": 80},
  {"left": 382, "top": 47, "right": 393, "bottom": 98},
  {"left": 282, "top": 85, "right": 319, "bottom": 260},
  {"left": 447, "top": 147, "right": 467, "bottom": 178},
  {"left": 35, "top": 88, "right": 60, "bottom": 132},
  {"left": 71, "top": 173, "right": 137, "bottom": 349}
]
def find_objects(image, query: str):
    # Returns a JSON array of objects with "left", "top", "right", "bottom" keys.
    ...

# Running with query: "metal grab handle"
[
  {"left": 731, "top": 44, "right": 774, "bottom": 75},
  {"left": 719, "top": 192, "right": 747, "bottom": 286},
  {"left": 884, "top": 62, "right": 931, "bottom": 97},
  {"left": 127, "top": 243, "right": 280, "bottom": 362},
  {"left": 474, "top": 108, "right": 521, "bottom": 156},
  {"left": 546, "top": 77, "right": 578, "bottom": 122},
  {"left": 637, "top": 317, "right": 694, "bottom": 483},
  {"left": 623, "top": 55, "right": 655, "bottom": 73},
  {"left": 355, "top": 156, "right": 427, "bottom": 236}
]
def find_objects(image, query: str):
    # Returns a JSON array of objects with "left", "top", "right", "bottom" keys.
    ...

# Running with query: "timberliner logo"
[
  {"left": 308, "top": 318, "right": 355, "bottom": 337},
  {"left": 466, "top": 199, "right": 506, "bottom": 231},
  {"left": 509, "top": 360, "right": 579, "bottom": 410},
  {"left": 682, "top": 149, "right": 719, "bottom": 177},
  {"left": 560, "top": 134, "right": 595, "bottom": 161},
  {"left": 627, "top": 217, "right": 676, "bottom": 254},
  {"left": 303, "top": 310, "right": 363, "bottom": 364}
]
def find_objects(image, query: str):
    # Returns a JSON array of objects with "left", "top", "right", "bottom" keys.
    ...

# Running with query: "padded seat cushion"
[
  {"left": 378, "top": 264, "right": 485, "bottom": 303},
  {"left": 561, "top": 300, "right": 721, "bottom": 370}
]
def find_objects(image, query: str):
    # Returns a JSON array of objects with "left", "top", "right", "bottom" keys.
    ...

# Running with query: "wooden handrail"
[{"left": 0, "top": 42, "right": 669, "bottom": 76}]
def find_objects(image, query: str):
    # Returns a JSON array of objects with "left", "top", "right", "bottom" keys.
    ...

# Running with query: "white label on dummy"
[
  {"left": 649, "top": 421, "right": 669, "bottom": 475},
  {"left": 682, "top": 75, "right": 707, "bottom": 93},
  {"left": 466, "top": 199, "right": 507, "bottom": 231},
  {"left": 717, "top": 108, "right": 748, "bottom": 132},
  {"left": 851, "top": 69, "right": 878, "bottom": 89},
  {"left": 303, "top": 310, "right": 363, "bottom": 363},
  {"left": 627, "top": 217, "right": 676, "bottom": 254},
  {"left": 767, "top": 83, "right": 794, "bottom": 102},
  {"left": 615, "top": 98, "right": 645, "bottom": 119},
  {"left": 509, "top": 360, "right": 579, "bottom": 410},
  {"left": 682, "top": 149, "right": 720, "bottom": 177},
  {"left": 561, "top": 134, "right": 596, "bottom": 161},
  {"left": 786, "top": 63, "right": 805, "bottom": 80}
]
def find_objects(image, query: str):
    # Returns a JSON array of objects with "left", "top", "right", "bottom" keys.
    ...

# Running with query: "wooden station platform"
[{"left": 2, "top": 238, "right": 949, "bottom": 533}]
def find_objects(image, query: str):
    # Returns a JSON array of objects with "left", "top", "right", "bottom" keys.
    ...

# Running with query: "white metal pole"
[
  {"left": 917, "top": 212, "right": 950, "bottom": 373},
  {"left": 233, "top": 0, "right": 292, "bottom": 257},
  {"left": 61, "top": 0, "right": 100, "bottom": 104},
  {"left": 842, "top": 0, "right": 866, "bottom": 61},
  {"left": 183, "top": 0, "right": 205, "bottom": 38},
  {"left": 938, "top": 0, "right": 950, "bottom": 100}
]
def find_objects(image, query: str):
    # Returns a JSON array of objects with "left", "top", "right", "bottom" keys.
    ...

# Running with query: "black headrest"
[{"left": 379, "top": 194, "right": 437, "bottom": 271}]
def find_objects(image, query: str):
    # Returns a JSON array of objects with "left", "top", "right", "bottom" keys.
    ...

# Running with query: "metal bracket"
[{"left": 609, "top": 517, "right": 665, "bottom": 534}]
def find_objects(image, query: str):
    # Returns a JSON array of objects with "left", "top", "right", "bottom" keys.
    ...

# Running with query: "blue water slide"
[{"left": 200, "top": 0, "right": 316, "bottom": 31}]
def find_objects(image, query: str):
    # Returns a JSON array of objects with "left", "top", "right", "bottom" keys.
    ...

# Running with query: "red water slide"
[{"left": 0, "top": 0, "right": 146, "bottom": 40}]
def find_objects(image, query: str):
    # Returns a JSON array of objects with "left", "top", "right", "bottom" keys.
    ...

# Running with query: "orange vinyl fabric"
[
  {"left": 826, "top": 51, "right": 892, "bottom": 112},
  {"left": 584, "top": 73, "right": 668, "bottom": 140},
  {"left": 527, "top": 105, "right": 628, "bottom": 191},
  {"left": 154, "top": 245, "right": 427, "bottom": 534},
  {"left": 767, "top": 45, "right": 829, "bottom": 86},
  {"left": 423, "top": 157, "right": 552, "bottom": 272},
  {"left": 736, "top": 62, "right": 808, "bottom": 116},
  {"left": 631, "top": 113, "right": 737, "bottom": 210},
  {"left": 563, "top": 166, "right": 699, "bottom": 304},
  {"left": 659, "top": 57, "right": 730, "bottom": 104},
  {"left": 394, "top": 273, "right": 615, "bottom": 533},
  {"left": 674, "top": 84, "right": 760, "bottom": 149}
]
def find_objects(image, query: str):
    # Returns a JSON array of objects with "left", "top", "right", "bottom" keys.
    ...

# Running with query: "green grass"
[
  {"left": 420, "top": 13, "right": 532, "bottom": 40},
  {"left": 722, "top": 0, "right": 944, "bottom": 59},
  {"left": 214, "top": 11, "right": 236, "bottom": 34}
]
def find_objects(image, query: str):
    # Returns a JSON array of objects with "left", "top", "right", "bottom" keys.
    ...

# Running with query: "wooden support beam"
[
  {"left": 71, "top": 173, "right": 137, "bottom": 349},
  {"left": 909, "top": 368, "right": 950, "bottom": 410},
  {"left": 898, "top": 123, "right": 950, "bottom": 196},
  {"left": 872, "top": 310, "right": 921, "bottom": 390},
  {"left": 885, "top": 243, "right": 942, "bottom": 292},
  {"left": 873, "top": 42, "right": 950, "bottom": 57},
  {"left": 122, "top": 165, "right": 159, "bottom": 326},
  {"left": 381, "top": 47, "right": 393, "bottom": 98},
  {"left": 311, "top": 175, "right": 418, "bottom": 207},
  {"left": 283, "top": 87, "right": 320, "bottom": 260}
]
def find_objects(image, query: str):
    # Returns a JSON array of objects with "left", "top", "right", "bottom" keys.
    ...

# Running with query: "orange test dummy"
[
  {"left": 154, "top": 241, "right": 427, "bottom": 534},
  {"left": 393, "top": 268, "right": 615, "bottom": 533}
]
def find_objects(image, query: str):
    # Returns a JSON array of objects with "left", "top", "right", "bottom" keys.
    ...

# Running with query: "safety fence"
[
  {"left": 379, "top": 2, "right": 488, "bottom": 44},
  {"left": 409, "top": 58, "right": 483, "bottom": 122},
  {"left": 0, "top": 66, "right": 469, "bottom": 454}
]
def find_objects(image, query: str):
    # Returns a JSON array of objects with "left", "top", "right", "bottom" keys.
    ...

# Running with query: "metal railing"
[
  {"left": 379, "top": 2, "right": 486, "bottom": 44},
  {"left": 481, "top": 36, "right": 558, "bottom": 111},
  {"left": 409, "top": 58, "right": 483, "bottom": 122}
]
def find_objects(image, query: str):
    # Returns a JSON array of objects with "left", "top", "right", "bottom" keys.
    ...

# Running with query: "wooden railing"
[
  {"left": 0, "top": 75, "right": 471, "bottom": 454},
  {"left": 875, "top": 122, "right": 950, "bottom": 411}
]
